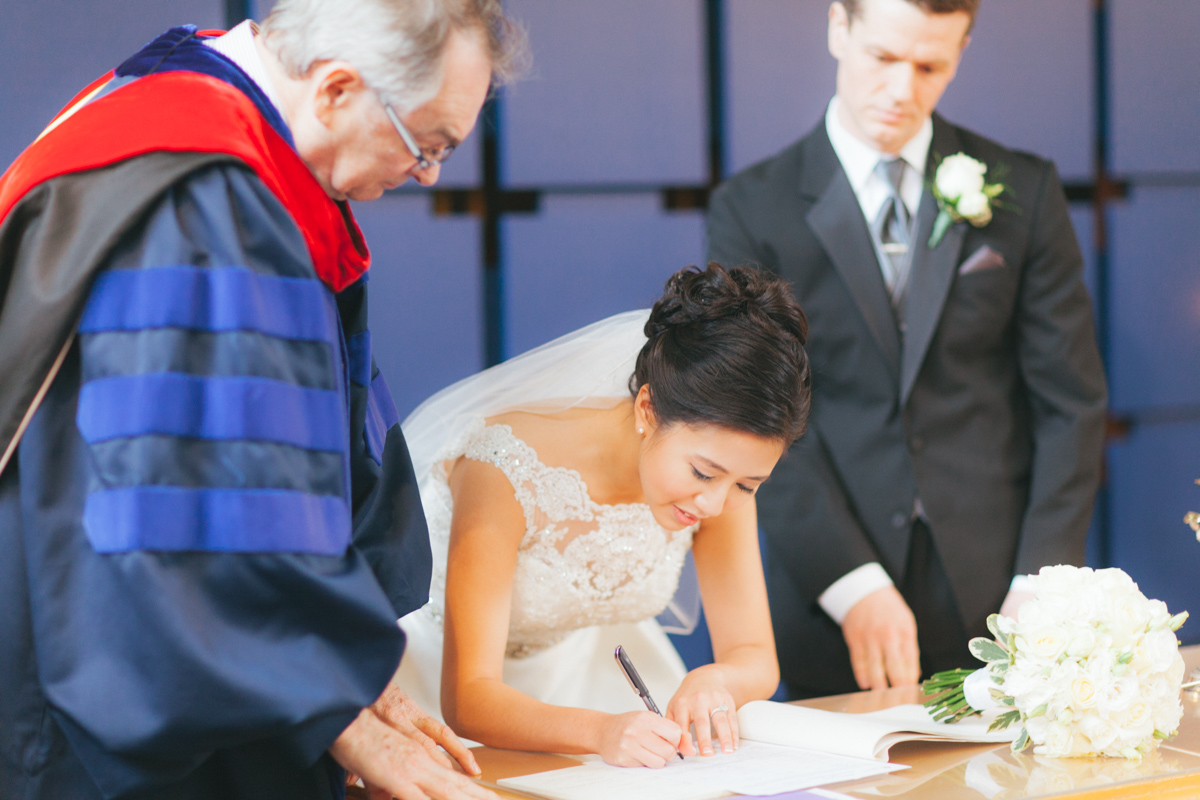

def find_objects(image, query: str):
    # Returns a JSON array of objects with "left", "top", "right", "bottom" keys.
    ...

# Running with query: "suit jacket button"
[
  {"left": 892, "top": 511, "right": 908, "bottom": 528},
  {"left": 910, "top": 436, "right": 925, "bottom": 451}
]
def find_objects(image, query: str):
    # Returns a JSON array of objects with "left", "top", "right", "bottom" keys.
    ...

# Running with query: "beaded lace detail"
[{"left": 418, "top": 418, "right": 695, "bottom": 658}]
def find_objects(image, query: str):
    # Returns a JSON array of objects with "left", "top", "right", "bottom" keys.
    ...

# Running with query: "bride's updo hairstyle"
[{"left": 632, "top": 263, "right": 811, "bottom": 445}]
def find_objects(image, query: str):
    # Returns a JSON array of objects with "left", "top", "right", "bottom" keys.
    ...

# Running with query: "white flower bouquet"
[{"left": 923, "top": 565, "right": 1188, "bottom": 759}]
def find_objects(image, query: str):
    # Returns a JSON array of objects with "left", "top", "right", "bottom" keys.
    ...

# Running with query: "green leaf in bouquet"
[
  {"left": 986, "top": 614, "right": 1004, "bottom": 641},
  {"left": 1170, "top": 611, "right": 1189, "bottom": 632},
  {"left": 969, "top": 637, "right": 1009, "bottom": 664},
  {"left": 989, "top": 709, "right": 1021, "bottom": 732},
  {"left": 1012, "top": 726, "right": 1031, "bottom": 753}
]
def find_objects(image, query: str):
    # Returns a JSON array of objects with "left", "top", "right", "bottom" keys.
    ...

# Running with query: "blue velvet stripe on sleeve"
[
  {"left": 75, "top": 164, "right": 354, "bottom": 556},
  {"left": 83, "top": 487, "right": 350, "bottom": 554},
  {"left": 79, "top": 266, "right": 337, "bottom": 342},
  {"left": 78, "top": 373, "right": 344, "bottom": 451}
]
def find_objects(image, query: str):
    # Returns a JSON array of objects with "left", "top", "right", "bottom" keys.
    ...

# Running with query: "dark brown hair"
[
  {"left": 840, "top": 0, "right": 980, "bottom": 31},
  {"left": 632, "top": 264, "right": 811, "bottom": 446}
]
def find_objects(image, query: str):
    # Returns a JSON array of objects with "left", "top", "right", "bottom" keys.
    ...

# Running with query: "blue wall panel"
[
  {"left": 1109, "top": 187, "right": 1200, "bottom": 412},
  {"left": 938, "top": 0, "right": 1093, "bottom": 181},
  {"left": 353, "top": 195, "right": 483, "bottom": 418},
  {"left": 1107, "top": 422, "right": 1200, "bottom": 644},
  {"left": 725, "top": 0, "right": 835, "bottom": 175},
  {"left": 503, "top": 195, "right": 705, "bottom": 356},
  {"left": 0, "top": 1, "right": 223, "bottom": 170},
  {"left": 502, "top": 0, "right": 707, "bottom": 186},
  {"left": 1111, "top": 0, "right": 1200, "bottom": 175},
  {"left": 725, "top": 0, "right": 1092, "bottom": 180}
]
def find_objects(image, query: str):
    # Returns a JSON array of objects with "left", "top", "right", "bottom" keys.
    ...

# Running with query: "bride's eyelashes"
[{"left": 691, "top": 465, "right": 756, "bottom": 496}]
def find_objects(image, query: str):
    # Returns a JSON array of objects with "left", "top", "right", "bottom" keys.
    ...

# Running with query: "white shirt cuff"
[
  {"left": 818, "top": 562, "right": 894, "bottom": 625},
  {"left": 1009, "top": 574, "right": 1035, "bottom": 594}
]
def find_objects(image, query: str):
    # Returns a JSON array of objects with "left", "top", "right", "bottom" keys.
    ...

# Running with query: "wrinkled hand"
[
  {"left": 842, "top": 585, "right": 920, "bottom": 691},
  {"left": 665, "top": 665, "right": 739, "bottom": 756},
  {"left": 596, "top": 711, "right": 684, "bottom": 768},
  {"left": 999, "top": 588, "right": 1035, "bottom": 621},
  {"left": 331, "top": 709, "right": 497, "bottom": 800},
  {"left": 371, "top": 680, "right": 480, "bottom": 777}
]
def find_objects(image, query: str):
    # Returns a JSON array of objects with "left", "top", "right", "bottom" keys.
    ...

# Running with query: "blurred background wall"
[{"left": 3, "top": 1, "right": 1198, "bottom": 656}]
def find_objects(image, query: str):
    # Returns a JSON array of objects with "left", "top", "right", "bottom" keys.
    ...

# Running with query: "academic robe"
[{"left": 0, "top": 26, "right": 431, "bottom": 800}]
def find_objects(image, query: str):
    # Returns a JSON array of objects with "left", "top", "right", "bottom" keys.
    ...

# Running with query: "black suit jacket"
[{"left": 707, "top": 115, "right": 1107, "bottom": 694}]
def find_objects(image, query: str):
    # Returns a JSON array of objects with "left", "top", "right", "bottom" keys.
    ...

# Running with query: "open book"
[
  {"left": 498, "top": 702, "right": 1015, "bottom": 800},
  {"left": 737, "top": 700, "right": 1017, "bottom": 761}
]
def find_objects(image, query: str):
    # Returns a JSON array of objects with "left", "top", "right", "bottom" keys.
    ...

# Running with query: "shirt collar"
[
  {"left": 204, "top": 20, "right": 286, "bottom": 119},
  {"left": 824, "top": 96, "right": 933, "bottom": 189}
]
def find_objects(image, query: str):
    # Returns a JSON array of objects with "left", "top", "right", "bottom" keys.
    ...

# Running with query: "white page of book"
[{"left": 738, "top": 702, "right": 1016, "bottom": 761}]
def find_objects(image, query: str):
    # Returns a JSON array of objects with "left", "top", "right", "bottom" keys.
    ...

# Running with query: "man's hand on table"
[
  {"left": 371, "top": 680, "right": 481, "bottom": 776},
  {"left": 842, "top": 585, "right": 921, "bottom": 691},
  {"left": 331, "top": 708, "right": 497, "bottom": 800}
]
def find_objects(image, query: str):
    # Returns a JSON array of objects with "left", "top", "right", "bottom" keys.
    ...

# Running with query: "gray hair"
[{"left": 259, "top": 0, "right": 527, "bottom": 113}]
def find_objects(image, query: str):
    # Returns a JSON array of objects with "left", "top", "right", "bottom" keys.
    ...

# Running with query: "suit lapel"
[
  {"left": 900, "top": 116, "right": 967, "bottom": 404},
  {"left": 802, "top": 131, "right": 902, "bottom": 380}
]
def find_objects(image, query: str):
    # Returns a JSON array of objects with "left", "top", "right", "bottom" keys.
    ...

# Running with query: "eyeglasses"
[{"left": 381, "top": 100, "right": 455, "bottom": 172}]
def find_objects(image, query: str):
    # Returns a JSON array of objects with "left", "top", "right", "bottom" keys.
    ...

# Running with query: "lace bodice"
[{"left": 418, "top": 418, "right": 695, "bottom": 657}]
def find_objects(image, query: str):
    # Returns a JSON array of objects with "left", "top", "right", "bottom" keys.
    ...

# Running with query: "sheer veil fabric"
[{"left": 396, "top": 310, "right": 702, "bottom": 720}]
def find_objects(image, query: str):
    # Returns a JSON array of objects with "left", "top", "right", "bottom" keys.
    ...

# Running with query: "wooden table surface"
[{"left": 468, "top": 645, "right": 1200, "bottom": 800}]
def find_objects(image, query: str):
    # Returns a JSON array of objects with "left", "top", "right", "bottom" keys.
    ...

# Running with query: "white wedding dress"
[{"left": 395, "top": 311, "right": 698, "bottom": 719}]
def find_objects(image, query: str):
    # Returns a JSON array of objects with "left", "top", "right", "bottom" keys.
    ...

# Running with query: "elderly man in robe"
[{"left": 0, "top": 2, "right": 523, "bottom": 798}]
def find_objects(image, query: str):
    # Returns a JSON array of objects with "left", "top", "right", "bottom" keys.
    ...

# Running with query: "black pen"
[{"left": 614, "top": 645, "right": 685, "bottom": 760}]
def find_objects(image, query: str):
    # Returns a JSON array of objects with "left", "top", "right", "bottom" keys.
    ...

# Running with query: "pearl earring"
[{"left": 637, "top": 427, "right": 645, "bottom": 436}]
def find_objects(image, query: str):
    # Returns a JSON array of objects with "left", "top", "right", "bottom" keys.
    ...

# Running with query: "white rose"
[
  {"left": 1152, "top": 697, "right": 1183, "bottom": 735},
  {"left": 1034, "top": 720, "right": 1077, "bottom": 757},
  {"left": 1078, "top": 713, "right": 1119, "bottom": 752},
  {"left": 1068, "top": 670, "right": 1098, "bottom": 711},
  {"left": 1096, "top": 673, "right": 1138, "bottom": 716},
  {"left": 1017, "top": 627, "right": 1068, "bottom": 663},
  {"left": 1137, "top": 629, "right": 1179, "bottom": 674},
  {"left": 934, "top": 153, "right": 986, "bottom": 200},
  {"left": 1113, "top": 700, "right": 1155, "bottom": 746},
  {"left": 955, "top": 191, "right": 992, "bottom": 225},
  {"left": 1065, "top": 628, "right": 1098, "bottom": 659}
]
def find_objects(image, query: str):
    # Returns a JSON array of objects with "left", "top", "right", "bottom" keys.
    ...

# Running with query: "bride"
[{"left": 395, "top": 263, "right": 811, "bottom": 768}]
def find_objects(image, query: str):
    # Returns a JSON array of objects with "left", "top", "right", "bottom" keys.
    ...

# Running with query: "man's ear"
[
  {"left": 828, "top": 1, "right": 850, "bottom": 60},
  {"left": 312, "top": 62, "right": 366, "bottom": 127}
]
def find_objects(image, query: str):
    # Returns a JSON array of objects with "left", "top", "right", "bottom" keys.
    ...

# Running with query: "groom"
[{"left": 707, "top": 0, "right": 1107, "bottom": 698}]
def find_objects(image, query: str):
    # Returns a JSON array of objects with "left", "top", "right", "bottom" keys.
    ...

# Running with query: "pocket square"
[{"left": 958, "top": 245, "right": 1006, "bottom": 275}]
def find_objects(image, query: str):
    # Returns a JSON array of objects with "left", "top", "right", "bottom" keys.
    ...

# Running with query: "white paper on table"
[
  {"left": 497, "top": 764, "right": 729, "bottom": 800},
  {"left": 616, "top": 740, "right": 907, "bottom": 796}
]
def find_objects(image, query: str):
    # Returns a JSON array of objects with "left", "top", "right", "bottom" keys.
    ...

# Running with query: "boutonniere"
[{"left": 928, "top": 152, "right": 1018, "bottom": 249}]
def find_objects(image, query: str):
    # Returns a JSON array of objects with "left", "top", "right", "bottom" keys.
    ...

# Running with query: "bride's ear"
[{"left": 633, "top": 384, "right": 657, "bottom": 437}]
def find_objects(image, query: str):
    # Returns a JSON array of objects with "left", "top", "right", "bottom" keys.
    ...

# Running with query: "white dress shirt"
[
  {"left": 203, "top": 20, "right": 286, "bottom": 119},
  {"left": 816, "top": 96, "right": 1033, "bottom": 624}
]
